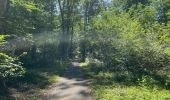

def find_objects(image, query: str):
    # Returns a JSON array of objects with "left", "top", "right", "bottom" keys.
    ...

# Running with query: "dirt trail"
[{"left": 43, "top": 62, "right": 93, "bottom": 100}]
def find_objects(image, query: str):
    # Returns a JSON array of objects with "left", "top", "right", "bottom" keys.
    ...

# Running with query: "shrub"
[
  {"left": 0, "top": 53, "right": 25, "bottom": 88},
  {"left": 89, "top": 7, "right": 170, "bottom": 76}
]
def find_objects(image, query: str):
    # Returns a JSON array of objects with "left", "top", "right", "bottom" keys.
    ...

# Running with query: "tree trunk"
[
  {"left": 0, "top": 0, "right": 7, "bottom": 17},
  {"left": 0, "top": 79, "right": 8, "bottom": 94},
  {"left": 81, "top": 3, "right": 89, "bottom": 62}
]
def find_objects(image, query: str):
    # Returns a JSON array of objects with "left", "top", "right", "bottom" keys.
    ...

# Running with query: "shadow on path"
[{"left": 43, "top": 62, "right": 93, "bottom": 100}]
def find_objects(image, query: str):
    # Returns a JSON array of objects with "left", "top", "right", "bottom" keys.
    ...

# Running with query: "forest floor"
[
  {"left": 43, "top": 62, "right": 93, "bottom": 100},
  {"left": 0, "top": 61, "right": 69, "bottom": 99}
]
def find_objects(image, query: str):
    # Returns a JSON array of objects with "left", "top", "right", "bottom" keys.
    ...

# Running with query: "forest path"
[{"left": 43, "top": 62, "right": 93, "bottom": 100}]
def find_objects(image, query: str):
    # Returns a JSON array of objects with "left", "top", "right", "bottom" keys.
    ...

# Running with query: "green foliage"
[
  {"left": 5, "top": 61, "right": 69, "bottom": 99},
  {"left": 0, "top": 35, "right": 25, "bottom": 85},
  {"left": 0, "top": 53, "right": 25, "bottom": 80},
  {"left": 0, "top": 0, "right": 170, "bottom": 99},
  {"left": 10, "top": 0, "right": 41, "bottom": 12},
  {"left": 88, "top": 4, "right": 170, "bottom": 79},
  {"left": 92, "top": 84, "right": 170, "bottom": 100},
  {"left": 81, "top": 2, "right": 170, "bottom": 98},
  {"left": 0, "top": 35, "right": 5, "bottom": 40},
  {"left": 0, "top": 35, "right": 8, "bottom": 45},
  {"left": 82, "top": 62, "right": 170, "bottom": 100}
]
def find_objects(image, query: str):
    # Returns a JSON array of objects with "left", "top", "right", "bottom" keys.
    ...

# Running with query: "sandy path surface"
[{"left": 43, "top": 62, "right": 93, "bottom": 100}]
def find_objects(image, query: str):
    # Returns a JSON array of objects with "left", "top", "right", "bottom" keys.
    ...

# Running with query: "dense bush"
[
  {"left": 87, "top": 5, "right": 170, "bottom": 81},
  {"left": 0, "top": 35, "right": 25, "bottom": 88},
  {"left": 0, "top": 53, "right": 25, "bottom": 88}
]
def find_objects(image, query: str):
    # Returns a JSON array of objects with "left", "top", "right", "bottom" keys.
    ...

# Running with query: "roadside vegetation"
[
  {"left": 0, "top": 0, "right": 170, "bottom": 99},
  {"left": 81, "top": 60, "right": 170, "bottom": 100},
  {"left": 0, "top": 61, "right": 69, "bottom": 99}
]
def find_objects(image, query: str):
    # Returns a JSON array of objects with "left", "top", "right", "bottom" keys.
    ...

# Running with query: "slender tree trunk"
[
  {"left": 69, "top": 25, "right": 74, "bottom": 58},
  {"left": 58, "top": 0, "right": 67, "bottom": 60},
  {"left": 0, "top": 78, "right": 7, "bottom": 93},
  {"left": 0, "top": 0, "right": 7, "bottom": 17},
  {"left": 0, "top": 0, "right": 7, "bottom": 33},
  {"left": 81, "top": 3, "right": 89, "bottom": 62}
]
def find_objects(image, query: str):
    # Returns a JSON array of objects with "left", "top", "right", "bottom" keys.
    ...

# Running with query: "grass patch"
[
  {"left": 81, "top": 61, "right": 170, "bottom": 100},
  {"left": 80, "top": 61, "right": 90, "bottom": 68},
  {"left": 92, "top": 84, "right": 170, "bottom": 100}
]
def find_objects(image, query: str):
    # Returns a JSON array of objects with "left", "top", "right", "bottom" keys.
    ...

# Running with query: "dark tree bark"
[
  {"left": 0, "top": 0, "right": 7, "bottom": 17},
  {"left": 0, "top": 0, "right": 7, "bottom": 33}
]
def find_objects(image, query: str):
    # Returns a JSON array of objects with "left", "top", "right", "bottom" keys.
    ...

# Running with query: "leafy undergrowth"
[
  {"left": 81, "top": 62, "right": 170, "bottom": 100},
  {"left": 0, "top": 61, "right": 70, "bottom": 99},
  {"left": 92, "top": 84, "right": 170, "bottom": 100}
]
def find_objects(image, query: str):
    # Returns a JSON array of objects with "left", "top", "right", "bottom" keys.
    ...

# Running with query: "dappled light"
[
  {"left": 44, "top": 63, "right": 92, "bottom": 100},
  {"left": 0, "top": 0, "right": 170, "bottom": 100}
]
